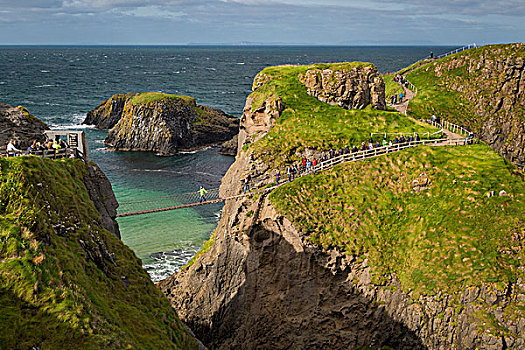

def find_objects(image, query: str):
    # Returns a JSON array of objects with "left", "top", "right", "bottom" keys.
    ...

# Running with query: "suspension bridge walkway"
[{"left": 116, "top": 136, "right": 470, "bottom": 217}]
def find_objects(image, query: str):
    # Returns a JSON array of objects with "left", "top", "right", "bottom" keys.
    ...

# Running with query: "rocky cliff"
[
  {"left": 84, "top": 92, "right": 238, "bottom": 155},
  {"left": 299, "top": 63, "right": 386, "bottom": 110},
  {"left": 82, "top": 162, "right": 121, "bottom": 239},
  {"left": 159, "top": 62, "right": 525, "bottom": 349},
  {"left": 0, "top": 102, "right": 49, "bottom": 149},
  {"left": 406, "top": 43, "right": 525, "bottom": 168}
]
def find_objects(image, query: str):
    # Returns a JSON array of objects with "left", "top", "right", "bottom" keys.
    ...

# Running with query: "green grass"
[
  {"left": 270, "top": 144, "right": 525, "bottom": 300},
  {"left": 247, "top": 63, "right": 439, "bottom": 167},
  {"left": 405, "top": 43, "right": 525, "bottom": 132},
  {"left": 130, "top": 92, "right": 196, "bottom": 106},
  {"left": 382, "top": 75, "right": 404, "bottom": 100},
  {"left": 0, "top": 157, "right": 197, "bottom": 349}
]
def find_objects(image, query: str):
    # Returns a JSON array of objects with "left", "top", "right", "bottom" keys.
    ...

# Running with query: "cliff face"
[
  {"left": 0, "top": 102, "right": 49, "bottom": 149},
  {"left": 83, "top": 93, "right": 136, "bottom": 129},
  {"left": 159, "top": 62, "right": 525, "bottom": 349},
  {"left": 0, "top": 156, "right": 198, "bottom": 349},
  {"left": 85, "top": 92, "right": 238, "bottom": 155},
  {"left": 299, "top": 64, "right": 386, "bottom": 110},
  {"left": 82, "top": 162, "right": 121, "bottom": 239},
  {"left": 406, "top": 43, "right": 525, "bottom": 168}
]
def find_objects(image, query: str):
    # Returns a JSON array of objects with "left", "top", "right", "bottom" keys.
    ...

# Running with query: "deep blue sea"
[{"left": 0, "top": 45, "right": 455, "bottom": 282}]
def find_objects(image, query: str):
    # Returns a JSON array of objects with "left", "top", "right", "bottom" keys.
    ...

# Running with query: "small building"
[{"left": 44, "top": 130, "right": 89, "bottom": 162}]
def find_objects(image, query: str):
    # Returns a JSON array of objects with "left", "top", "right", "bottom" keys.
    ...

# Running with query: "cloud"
[{"left": 0, "top": 0, "right": 523, "bottom": 44}]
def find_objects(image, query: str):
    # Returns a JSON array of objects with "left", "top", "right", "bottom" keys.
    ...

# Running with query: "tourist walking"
[
  {"left": 275, "top": 170, "right": 281, "bottom": 185},
  {"left": 243, "top": 178, "right": 251, "bottom": 194},
  {"left": 199, "top": 185, "right": 208, "bottom": 202}
]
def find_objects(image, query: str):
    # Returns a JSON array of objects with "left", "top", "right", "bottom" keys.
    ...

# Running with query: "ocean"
[{"left": 0, "top": 45, "right": 455, "bottom": 282}]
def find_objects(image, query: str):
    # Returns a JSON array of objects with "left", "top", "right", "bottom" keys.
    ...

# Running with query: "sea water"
[{"left": 0, "top": 45, "right": 455, "bottom": 282}]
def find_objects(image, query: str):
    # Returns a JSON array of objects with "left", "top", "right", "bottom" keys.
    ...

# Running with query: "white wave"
[
  {"left": 236, "top": 62, "right": 245, "bottom": 65},
  {"left": 196, "top": 171, "right": 221, "bottom": 178},
  {"left": 35, "top": 84, "right": 56, "bottom": 88},
  {"left": 40, "top": 70, "right": 50, "bottom": 73},
  {"left": 0, "top": 81, "right": 6, "bottom": 85},
  {"left": 179, "top": 146, "right": 211, "bottom": 154},
  {"left": 94, "top": 147, "right": 109, "bottom": 152},
  {"left": 51, "top": 124, "right": 95, "bottom": 130},
  {"left": 206, "top": 67, "right": 217, "bottom": 71}
]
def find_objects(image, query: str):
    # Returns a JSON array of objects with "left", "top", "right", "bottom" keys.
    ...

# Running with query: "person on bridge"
[{"left": 199, "top": 185, "right": 208, "bottom": 202}]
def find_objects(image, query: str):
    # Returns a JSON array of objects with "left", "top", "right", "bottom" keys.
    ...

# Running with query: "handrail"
[
  {"left": 416, "top": 44, "right": 477, "bottom": 63},
  {"left": 0, "top": 147, "right": 76, "bottom": 160}
]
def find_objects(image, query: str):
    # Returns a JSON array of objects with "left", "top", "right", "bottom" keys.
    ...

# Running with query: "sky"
[{"left": 0, "top": 0, "right": 523, "bottom": 45}]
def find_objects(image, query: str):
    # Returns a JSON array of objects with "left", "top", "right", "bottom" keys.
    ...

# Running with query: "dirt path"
[{"left": 390, "top": 84, "right": 416, "bottom": 115}]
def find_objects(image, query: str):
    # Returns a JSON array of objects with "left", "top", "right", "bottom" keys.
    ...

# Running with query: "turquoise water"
[{"left": 0, "top": 45, "right": 456, "bottom": 281}]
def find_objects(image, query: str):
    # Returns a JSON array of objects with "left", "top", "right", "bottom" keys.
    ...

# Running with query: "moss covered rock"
[{"left": 0, "top": 157, "right": 198, "bottom": 349}]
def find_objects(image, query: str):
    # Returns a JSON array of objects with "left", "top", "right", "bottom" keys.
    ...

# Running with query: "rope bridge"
[{"left": 116, "top": 136, "right": 469, "bottom": 217}]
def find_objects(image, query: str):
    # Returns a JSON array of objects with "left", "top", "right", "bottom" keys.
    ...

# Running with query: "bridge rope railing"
[{"left": 116, "top": 136, "right": 468, "bottom": 217}]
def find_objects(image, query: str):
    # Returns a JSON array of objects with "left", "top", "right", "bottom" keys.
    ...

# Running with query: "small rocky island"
[{"left": 84, "top": 92, "right": 239, "bottom": 155}]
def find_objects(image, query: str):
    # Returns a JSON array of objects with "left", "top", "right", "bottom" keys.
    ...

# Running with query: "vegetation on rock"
[{"left": 0, "top": 157, "right": 196, "bottom": 349}]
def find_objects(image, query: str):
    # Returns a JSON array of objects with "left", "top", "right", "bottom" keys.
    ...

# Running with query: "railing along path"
[{"left": 117, "top": 137, "right": 469, "bottom": 217}]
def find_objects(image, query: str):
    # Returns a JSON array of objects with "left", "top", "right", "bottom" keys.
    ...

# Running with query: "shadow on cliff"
[{"left": 190, "top": 221, "right": 428, "bottom": 350}]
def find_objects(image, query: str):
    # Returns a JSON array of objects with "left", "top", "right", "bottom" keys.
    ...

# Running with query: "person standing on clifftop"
[{"left": 199, "top": 185, "right": 208, "bottom": 202}]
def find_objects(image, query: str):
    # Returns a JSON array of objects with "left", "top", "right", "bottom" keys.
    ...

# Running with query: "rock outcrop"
[
  {"left": 82, "top": 162, "right": 121, "bottom": 239},
  {"left": 407, "top": 43, "right": 525, "bottom": 168},
  {"left": 83, "top": 93, "right": 136, "bottom": 129},
  {"left": 84, "top": 92, "right": 239, "bottom": 155},
  {"left": 299, "top": 64, "right": 386, "bottom": 110},
  {"left": 217, "top": 135, "right": 238, "bottom": 156},
  {"left": 0, "top": 102, "right": 49, "bottom": 149}
]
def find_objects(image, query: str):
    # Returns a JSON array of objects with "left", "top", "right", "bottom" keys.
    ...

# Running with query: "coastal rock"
[
  {"left": 0, "top": 102, "right": 49, "bottom": 150},
  {"left": 91, "top": 92, "right": 238, "bottom": 155},
  {"left": 83, "top": 93, "right": 136, "bottom": 129},
  {"left": 82, "top": 162, "right": 121, "bottom": 239},
  {"left": 217, "top": 134, "right": 238, "bottom": 156},
  {"left": 299, "top": 65, "right": 386, "bottom": 110}
]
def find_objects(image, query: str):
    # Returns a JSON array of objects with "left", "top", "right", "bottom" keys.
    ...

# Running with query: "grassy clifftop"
[
  {"left": 271, "top": 144, "right": 524, "bottom": 296},
  {"left": 0, "top": 157, "right": 196, "bottom": 349},
  {"left": 405, "top": 43, "right": 525, "bottom": 129},
  {"left": 246, "top": 63, "right": 438, "bottom": 166}
]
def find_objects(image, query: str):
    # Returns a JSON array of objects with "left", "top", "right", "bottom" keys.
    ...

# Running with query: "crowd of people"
[
  {"left": 271, "top": 134, "right": 424, "bottom": 185},
  {"left": 4, "top": 137, "right": 70, "bottom": 158},
  {"left": 389, "top": 75, "right": 410, "bottom": 105}
]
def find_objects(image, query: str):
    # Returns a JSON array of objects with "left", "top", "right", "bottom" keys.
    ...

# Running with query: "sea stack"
[{"left": 84, "top": 92, "right": 239, "bottom": 155}]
